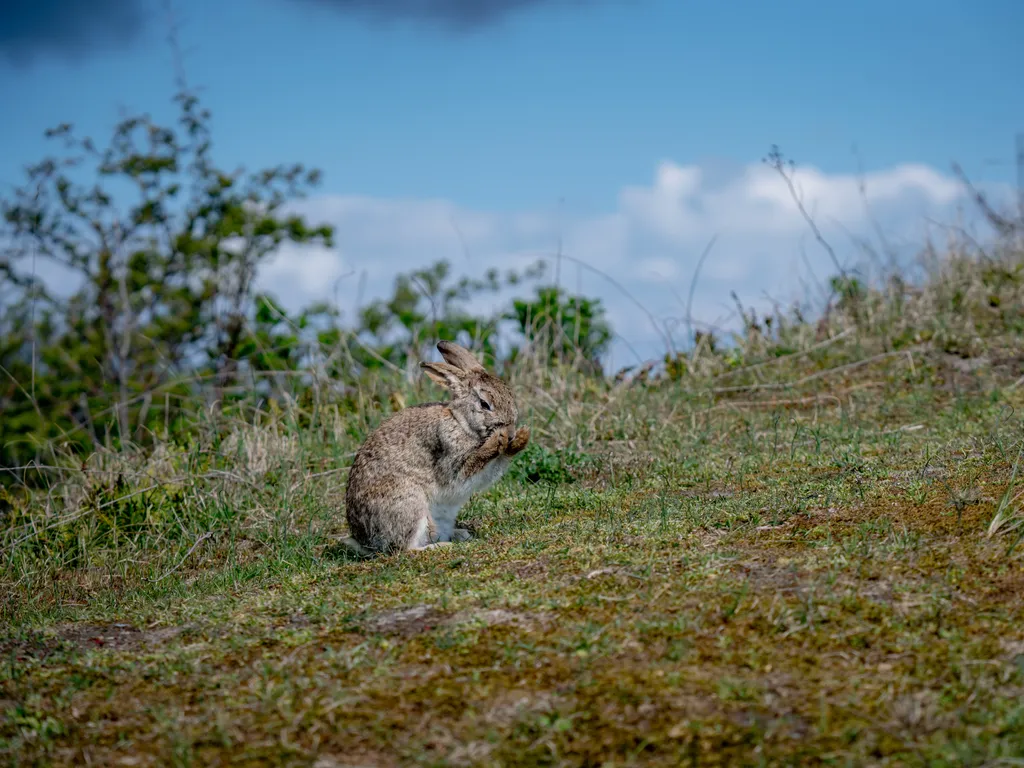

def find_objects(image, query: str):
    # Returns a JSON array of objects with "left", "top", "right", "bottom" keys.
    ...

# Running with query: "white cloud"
[
  {"left": 260, "top": 243, "right": 351, "bottom": 306},
  {"left": 260, "top": 158, "right": 1007, "bottom": 367}
]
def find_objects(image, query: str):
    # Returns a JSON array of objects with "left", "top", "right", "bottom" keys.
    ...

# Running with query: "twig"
[
  {"left": 714, "top": 327, "right": 855, "bottom": 381},
  {"left": 765, "top": 146, "right": 847, "bottom": 279},
  {"left": 951, "top": 162, "right": 1017, "bottom": 238},
  {"left": 152, "top": 530, "right": 218, "bottom": 582},
  {"left": 684, "top": 234, "right": 719, "bottom": 349},
  {"left": 704, "top": 347, "right": 924, "bottom": 395},
  {"left": 288, "top": 465, "right": 353, "bottom": 493},
  {"left": 546, "top": 250, "right": 675, "bottom": 357}
]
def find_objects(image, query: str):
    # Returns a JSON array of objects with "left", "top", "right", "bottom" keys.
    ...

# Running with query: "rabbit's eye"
[{"left": 478, "top": 396, "right": 493, "bottom": 411}]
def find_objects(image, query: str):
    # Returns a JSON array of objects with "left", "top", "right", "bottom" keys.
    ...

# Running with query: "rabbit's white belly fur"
[{"left": 427, "top": 455, "right": 511, "bottom": 543}]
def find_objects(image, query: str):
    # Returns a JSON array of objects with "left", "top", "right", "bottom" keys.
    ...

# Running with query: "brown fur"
[{"left": 343, "top": 341, "right": 529, "bottom": 555}]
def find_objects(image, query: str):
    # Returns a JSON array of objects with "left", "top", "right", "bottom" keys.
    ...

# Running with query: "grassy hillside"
[{"left": 3, "top": 244, "right": 1024, "bottom": 766}]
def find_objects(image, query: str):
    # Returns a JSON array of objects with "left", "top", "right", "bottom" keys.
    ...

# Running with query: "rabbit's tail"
[{"left": 337, "top": 535, "right": 374, "bottom": 559}]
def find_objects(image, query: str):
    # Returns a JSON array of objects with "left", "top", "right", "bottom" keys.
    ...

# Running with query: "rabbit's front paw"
[
  {"left": 493, "top": 427, "right": 510, "bottom": 455},
  {"left": 506, "top": 426, "right": 530, "bottom": 456}
]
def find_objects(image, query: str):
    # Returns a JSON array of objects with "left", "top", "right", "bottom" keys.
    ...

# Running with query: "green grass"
[{"left": 4, "top": 250, "right": 1024, "bottom": 765}]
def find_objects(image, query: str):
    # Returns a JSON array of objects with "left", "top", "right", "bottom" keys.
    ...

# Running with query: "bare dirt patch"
[
  {"left": 0, "top": 622, "right": 189, "bottom": 662},
  {"left": 361, "top": 604, "right": 448, "bottom": 636},
  {"left": 450, "top": 607, "right": 548, "bottom": 631},
  {"left": 360, "top": 604, "right": 547, "bottom": 637},
  {"left": 313, "top": 752, "right": 398, "bottom": 768},
  {"left": 506, "top": 555, "right": 550, "bottom": 580},
  {"left": 730, "top": 558, "right": 806, "bottom": 593}
]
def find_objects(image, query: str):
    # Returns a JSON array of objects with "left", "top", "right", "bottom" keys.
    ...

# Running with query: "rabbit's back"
[{"left": 346, "top": 403, "right": 451, "bottom": 498}]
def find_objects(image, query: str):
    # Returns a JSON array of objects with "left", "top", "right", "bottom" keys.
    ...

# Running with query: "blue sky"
[{"left": 1, "top": 0, "right": 1021, "bottom": 363}]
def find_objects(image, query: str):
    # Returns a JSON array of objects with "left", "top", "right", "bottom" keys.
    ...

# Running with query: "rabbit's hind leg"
[{"left": 406, "top": 506, "right": 451, "bottom": 551}]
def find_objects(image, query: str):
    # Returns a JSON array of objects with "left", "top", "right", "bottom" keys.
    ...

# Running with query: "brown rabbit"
[{"left": 341, "top": 341, "right": 530, "bottom": 555}]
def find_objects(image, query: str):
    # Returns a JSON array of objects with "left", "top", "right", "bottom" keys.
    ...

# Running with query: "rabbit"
[{"left": 341, "top": 340, "right": 530, "bottom": 556}]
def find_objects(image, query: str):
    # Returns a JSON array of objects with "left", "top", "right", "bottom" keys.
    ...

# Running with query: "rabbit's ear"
[
  {"left": 420, "top": 361, "right": 469, "bottom": 396},
  {"left": 437, "top": 341, "right": 486, "bottom": 373}
]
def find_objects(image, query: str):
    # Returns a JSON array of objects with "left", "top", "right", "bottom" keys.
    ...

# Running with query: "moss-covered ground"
[{"left": 4, "top": 349, "right": 1024, "bottom": 766}]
